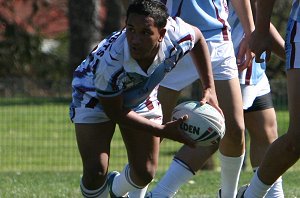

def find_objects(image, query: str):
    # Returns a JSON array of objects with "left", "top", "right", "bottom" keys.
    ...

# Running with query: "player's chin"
[{"left": 129, "top": 49, "right": 143, "bottom": 59}]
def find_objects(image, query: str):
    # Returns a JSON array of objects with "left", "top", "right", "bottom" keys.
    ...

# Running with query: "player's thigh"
[
  {"left": 245, "top": 108, "right": 278, "bottom": 144},
  {"left": 215, "top": 78, "right": 244, "bottom": 131},
  {"left": 75, "top": 121, "right": 116, "bottom": 162},
  {"left": 119, "top": 125, "right": 160, "bottom": 168},
  {"left": 158, "top": 86, "right": 181, "bottom": 123}
]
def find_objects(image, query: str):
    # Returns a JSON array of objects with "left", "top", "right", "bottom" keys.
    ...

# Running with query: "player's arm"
[
  {"left": 270, "top": 23, "right": 285, "bottom": 61},
  {"left": 251, "top": 0, "right": 285, "bottom": 61},
  {"left": 231, "top": 0, "right": 255, "bottom": 71},
  {"left": 189, "top": 25, "right": 223, "bottom": 115},
  {"left": 249, "top": 0, "right": 277, "bottom": 62},
  {"left": 99, "top": 94, "right": 195, "bottom": 146}
]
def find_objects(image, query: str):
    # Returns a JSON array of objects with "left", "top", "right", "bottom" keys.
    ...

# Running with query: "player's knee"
[
  {"left": 223, "top": 121, "right": 245, "bottom": 143},
  {"left": 132, "top": 163, "right": 157, "bottom": 185},
  {"left": 83, "top": 159, "right": 107, "bottom": 182}
]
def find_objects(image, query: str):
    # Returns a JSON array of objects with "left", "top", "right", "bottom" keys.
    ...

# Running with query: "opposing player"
[
  {"left": 69, "top": 0, "right": 220, "bottom": 197},
  {"left": 147, "top": 0, "right": 254, "bottom": 197},
  {"left": 237, "top": 0, "right": 300, "bottom": 197}
]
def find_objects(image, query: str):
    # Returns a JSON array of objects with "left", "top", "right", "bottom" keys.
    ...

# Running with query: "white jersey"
[
  {"left": 71, "top": 17, "right": 196, "bottom": 115},
  {"left": 228, "top": 1, "right": 266, "bottom": 85},
  {"left": 162, "top": 0, "right": 231, "bottom": 41}
]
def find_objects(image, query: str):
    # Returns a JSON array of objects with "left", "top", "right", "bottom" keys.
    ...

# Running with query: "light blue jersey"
[
  {"left": 163, "top": 0, "right": 231, "bottom": 41},
  {"left": 70, "top": 17, "right": 196, "bottom": 113},
  {"left": 290, "top": 0, "right": 300, "bottom": 21},
  {"left": 228, "top": 2, "right": 266, "bottom": 85},
  {"left": 285, "top": 0, "right": 300, "bottom": 70}
]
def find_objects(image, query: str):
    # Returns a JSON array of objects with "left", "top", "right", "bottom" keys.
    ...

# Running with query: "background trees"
[{"left": 0, "top": 0, "right": 291, "bottom": 96}]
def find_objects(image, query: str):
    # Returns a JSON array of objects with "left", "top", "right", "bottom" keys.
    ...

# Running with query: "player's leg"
[
  {"left": 108, "top": 125, "right": 161, "bottom": 198},
  {"left": 75, "top": 121, "right": 116, "bottom": 198},
  {"left": 157, "top": 86, "right": 181, "bottom": 124},
  {"left": 244, "top": 96, "right": 284, "bottom": 197},
  {"left": 149, "top": 85, "right": 218, "bottom": 198},
  {"left": 241, "top": 75, "right": 277, "bottom": 169},
  {"left": 243, "top": 70, "right": 300, "bottom": 198},
  {"left": 215, "top": 77, "right": 245, "bottom": 198},
  {"left": 259, "top": 70, "right": 300, "bottom": 179},
  {"left": 148, "top": 143, "right": 218, "bottom": 198},
  {"left": 147, "top": 57, "right": 217, "bottom": 197},
  {"left": 245, "top": 107, "right": 277, "bottom": 169}
]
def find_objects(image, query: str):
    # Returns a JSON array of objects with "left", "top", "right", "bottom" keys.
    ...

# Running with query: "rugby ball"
[{"left": 172, "top": 101, "right": 225, "bottom": 146}]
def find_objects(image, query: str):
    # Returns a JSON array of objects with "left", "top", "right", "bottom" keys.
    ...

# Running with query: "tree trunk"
[{"left": 68, "top": 0, "right": 100, "bottom": 78}]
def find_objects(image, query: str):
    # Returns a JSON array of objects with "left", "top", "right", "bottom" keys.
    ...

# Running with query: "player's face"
[{"left": 126, "top": 13, "right": 165, "bottom": 64}]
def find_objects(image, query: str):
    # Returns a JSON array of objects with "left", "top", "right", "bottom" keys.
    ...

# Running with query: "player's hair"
[{"left": 126, "top": 0, "right": 169, "bottom": 29}]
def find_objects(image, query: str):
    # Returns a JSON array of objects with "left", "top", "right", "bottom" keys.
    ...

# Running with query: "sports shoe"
[
  {"left": 216, "top": 188, "right": 221, "bottom": 198},
  {"left": 107, "top": 171, "right": 130, "bottom": 198},
  {"left": 144, "top": 192, "right": 152, "bottom": 198},
  {"left": 236, "top": 184, "right": 249, "bottom": 198}
]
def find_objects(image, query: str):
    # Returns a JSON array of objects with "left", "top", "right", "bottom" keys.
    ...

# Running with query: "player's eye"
[
  {"left": 143, "top": 30, "right": 152, "bottom": 36},
  {"left": 127, "top": 27, "right": 135, "bottom": 33}
]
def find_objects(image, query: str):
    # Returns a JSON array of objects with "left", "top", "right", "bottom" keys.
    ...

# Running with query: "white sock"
[
  {"left": 150, "top": 158, "right": 195, "bottom": 197},
  {"left": 80, "top": 178, "right": 108, "bottom": 198},
  {"left": 112, "top": 164, "right": 147, "bottom": 197},
  {"left": 265, "top": 176, "right": 284, "bottom": 198},
  {"left": 251, "top": 168, "right": 284, "bottom": 198},
  {"left": 220, "top": 152, "right": 244, "bottom": 198},
  {"left": 128, "top": 184, "right": 149, "bottom": 198},
  {"left": 245, "top": 170, "right": 271, "bottom": 198}
]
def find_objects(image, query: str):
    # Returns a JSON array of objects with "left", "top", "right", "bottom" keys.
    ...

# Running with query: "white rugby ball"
[{"left": 172, "top": 101, "right": 225, "bottom": 146}]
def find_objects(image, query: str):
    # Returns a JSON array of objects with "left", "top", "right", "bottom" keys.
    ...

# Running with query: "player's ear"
[{"left": 158, "top": 28, "right": 166, "bottom": 42}]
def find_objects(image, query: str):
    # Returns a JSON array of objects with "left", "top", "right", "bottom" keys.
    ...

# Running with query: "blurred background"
[{"left": 0, "top": 0, "right": 291, "bottom": 176}]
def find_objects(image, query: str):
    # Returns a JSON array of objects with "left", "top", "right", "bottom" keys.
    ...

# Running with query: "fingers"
[
  {"left": 265, "top": 50, "right": 271, "bottom": 62},
  {"left": 174, "top": 116, "right": 196, "bottom": 148},
  {"left": 199, "top": 99, "right": 206, "bottom": 105}
]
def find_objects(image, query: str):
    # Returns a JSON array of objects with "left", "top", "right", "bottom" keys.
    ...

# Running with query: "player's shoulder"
[
  {"left": 94, "top": 30, "right": 126, "bottom": 58},
  {"left": 165, "top": 16, "right": 194, "bottom": 38}
]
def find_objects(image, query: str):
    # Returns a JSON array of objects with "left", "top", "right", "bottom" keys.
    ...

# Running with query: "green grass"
[
  {"left": 1, "top": 170, "right": 300, "bottom": 197},
  {"left": 0, "top": 98, "right": 299, "bottom": 197}
]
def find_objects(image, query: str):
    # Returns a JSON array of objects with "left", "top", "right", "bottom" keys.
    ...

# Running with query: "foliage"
[{"left": 0, "top": 0, "right": 70, "bottom": 82}]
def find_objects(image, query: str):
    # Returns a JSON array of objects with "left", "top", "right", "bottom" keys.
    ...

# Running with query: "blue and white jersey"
[
  {"left": 290, "top": 0, "right": 300, "bottom": 21},
  {"left": 162, "top": 0, "right": 231, "bottom": 41},
  {"left": 71, "top": 17, "right": 195, "bottom": 112},
  {"left": 228, "top": 2, "right": 266, "bottom": 85}
]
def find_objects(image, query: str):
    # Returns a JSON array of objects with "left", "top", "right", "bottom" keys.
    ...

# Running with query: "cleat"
[{"left": 236, "top": 184, "right": 249, "bottom": 198}]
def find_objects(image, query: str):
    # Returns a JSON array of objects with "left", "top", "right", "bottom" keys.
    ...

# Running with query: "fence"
[{"left": 0, "top": 78, "right": 289, "bottom": 173}]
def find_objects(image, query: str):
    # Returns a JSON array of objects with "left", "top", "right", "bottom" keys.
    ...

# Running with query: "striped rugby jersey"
[
  {"left": 162, "top": 0, "right": 231, "bottom": 41},
  {"left": 71, "top": 17, "right": 195, "bottom": 111},
  {"left": 228, "top": 1, "right": 266, "bottom": 85}
]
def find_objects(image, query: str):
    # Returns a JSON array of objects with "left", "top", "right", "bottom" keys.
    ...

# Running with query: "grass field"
[{"left": 0, "top": 98, "right": 299, "bottom": 197}]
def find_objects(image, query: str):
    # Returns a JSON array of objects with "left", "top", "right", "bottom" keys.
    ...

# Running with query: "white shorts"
[
  {"left": 160, "top": 41, "right": 238, "bottom": 91},
  {"left": 70, "top": 90, "right": 163, "bottom": 124},
  {"left": 240, "top": 73, "right": 271, "bottom": 110},
  {"left": 70, "top": 106, "right": 163, "bottom": 124}
]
